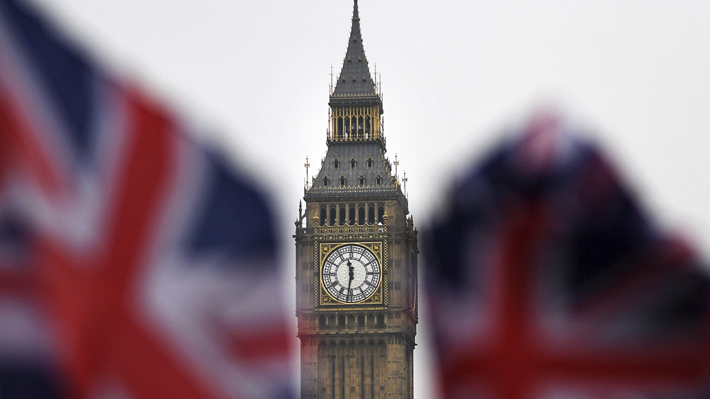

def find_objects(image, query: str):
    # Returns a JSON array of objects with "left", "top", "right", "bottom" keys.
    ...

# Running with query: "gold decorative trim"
[
  {"left": 312, "top": 242, "right": 319, "bottom": 307},
  {"left": 314, "top": 225, "right": 386, "bottom": 235}
]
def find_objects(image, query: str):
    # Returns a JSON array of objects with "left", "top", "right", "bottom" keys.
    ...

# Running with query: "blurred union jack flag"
[
  {"left": 424, "top": 113, "right": 710, "bottom": 399},
  {"left": 0, "top": 0, "right": 292, "bottom": 398}
]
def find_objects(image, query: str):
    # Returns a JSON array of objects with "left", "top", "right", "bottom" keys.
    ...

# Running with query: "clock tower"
[{"left": 294, "top": 1, "right": 418, "bottom": 398}]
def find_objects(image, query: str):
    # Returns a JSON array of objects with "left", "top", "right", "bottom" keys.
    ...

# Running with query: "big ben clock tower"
[{"left": 295, "top": 1, "right": 418, "bottom": 398}]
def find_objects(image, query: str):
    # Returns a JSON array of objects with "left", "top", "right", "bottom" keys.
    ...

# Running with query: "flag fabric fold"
[
  {"left": 0, "top": 0, "right": 293, "bottom": 398},
  {"left": 424, "top": 112, "right": 710, "bottom": 399}
]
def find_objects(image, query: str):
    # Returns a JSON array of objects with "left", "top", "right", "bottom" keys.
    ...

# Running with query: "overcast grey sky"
[{"left": 34, "top": 0, "right": 710, "bottom": 396}]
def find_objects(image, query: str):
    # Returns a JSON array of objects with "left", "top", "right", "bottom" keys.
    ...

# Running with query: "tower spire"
[
  {"left": 328, "top": 0, "right": 384, "bottom": 146},
  {"left": 331, "top": 0, "right": 378, "bottom": 98}
]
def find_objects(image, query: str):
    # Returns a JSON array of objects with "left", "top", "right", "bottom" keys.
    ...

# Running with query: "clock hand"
[{"left": 347, "top": 260, "right": 354, "bottom": 301}]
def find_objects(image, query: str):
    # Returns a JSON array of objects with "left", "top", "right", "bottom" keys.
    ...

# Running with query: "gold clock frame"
[{"left": 317, "top": 241, "right": 387, "bottom": 308}]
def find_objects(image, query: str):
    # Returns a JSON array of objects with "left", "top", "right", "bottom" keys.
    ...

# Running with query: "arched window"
[
  {"left": 376, "top": 175, "right": 382, "bottom": 186},
  {"left": 350, "top": 159, "right": 356, "bottom": 169},
  {"left": 339, "top": 206, "right": 346, "bottom": 226},
  {"left": 351, "top": 117, "right": 357, "bottom": 138},
  {"left": 367, "top": 158, "right": 373, "bottom": 168},
  {"left": 320, "top": 206, "right": 327, "bottom": 226},
  {"left": 365, "top": 116, "right": 371, "bottom": 138},
  {"left": 319, "top": 316, "right": 326, "bottom": 329},
  {"left": 358, "top": 205, "right": 366, "bottom": 225},
  {"left": 348, "top": 205, "right": 356, "bottom": 225},
  {"left": 323, "top": 177, "right": 329, "bottom": 187},
  {"left": 368, "top": 205, "right": 375, "bottom": 225},
  {"left": 358, "top": 116, "right": 364, "bottom": 139},
  {"left": 378, "top": 204, "right": 385, "bottom": 224},
  {"left": 358, "top": 315, "right": 365, "bottom": 327},
  {"left": 359, "top": 176, "right": 365, "bottom": 187},
  {"left": 337, "top": 117, "right": 343, "bottom": 139},
  {"left": 334, "top": 159, "right": 340, "bottom": 169},
  {"left": 328, "top": 315, "right": 335, "bottom": 328},
  {"left": 367, "top": 314, "right": 374, "bottom": 326},
  {"left": 344, "top": 117, "right": 350, "bottom": 138},
  {"left": 348, "top": 315, "right": 355, "bottom": 327},
  {"left": 340, "top": 176, "right": 346, "bottom": 187},
  {"left": 338, "top": 315, "right": 345, "bottom": 329},
  {"left": 376, "top": 314, "right": 385, "bottom": 328},
  {"left": 329, "top": 206, "right": 336, "bottom": 226}
]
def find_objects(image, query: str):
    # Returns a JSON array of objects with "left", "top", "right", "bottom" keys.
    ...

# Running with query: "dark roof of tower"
[
  {"left": 306, "top": 142, "right": 403, "bottom": 202},
  {"left": 331, "top": 0, "right": 380, "bottom": 102}
]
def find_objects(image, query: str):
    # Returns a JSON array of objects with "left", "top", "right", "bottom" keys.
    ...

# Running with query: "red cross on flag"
[
  {"left": 424, "top": 112, "right": 710, "bottom": 399},
  {"left": 0, "top": 0, "right": 293, "bottom": 398}
]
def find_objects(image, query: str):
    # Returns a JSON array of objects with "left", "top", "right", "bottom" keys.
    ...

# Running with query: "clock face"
[{"left": 322, "top": 244, "right": 381, "bottom": 303}]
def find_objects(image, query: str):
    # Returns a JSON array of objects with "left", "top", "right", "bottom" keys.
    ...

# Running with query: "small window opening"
[
  {"left": 329, "top": 207, "right": 336, "bottom": 226},
  {"left": 338, "top": 315, "right": 346, "bottom": 329},
  {"left": 339, "top": 206, "right": 346, "bottom": 226},
  {"left": 340, "top": 176, "right": 346, "bottom": 187},
  {"left": 334, "top": 159, "right": 340, "bottom": 169},
  {"left": 351, "top": 117, "right": 357, "bottom": 136},
  {"left": 376, "top": 314, "right": 385, "bottom": 328},
  {"left": 376, "top": 175, "right": 382, "bottom": 186},
  {"left": 358, "top": 205, "right": 366, "bottom": 225},
  {"left": 320, "top": 206, "right": 327, "bottom": 227},
  {"left": 348, "top": 206, "right": 356, "bottom": 225},
  {"left": 350, "top": 159, "right": 356, "bottom": 169},
  {"left": 358, "top": 117, "right": 364, "bottom": 139},
  {"left": 365, "top": 116, "right": 371, "bottom": 138},
  {"left": 337, "top": 117, "right": 343, "bottom": 139},
  {"left": 345, "top": 117, "right": 350, "bottom": 138},
  {"left": 368, "top": 205, "right": 375, "bottom": 225},
  {"left": 328, "top": 207, "right": 336, "bottom": 226},
  {"left": 359, "top": 176, "right": 365, "bottom": 187},
  {"left": 378, "top": 205, "right": 385, "bottom": 224},
  {"left": 358, "top": 315, "right": 365, "bottom": 327},
  {"left": 367, "top": 158, "right": 373, "bottom": 168},
  {"left": 323, "top": 177, "right": 329, "bottom": 187}
]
